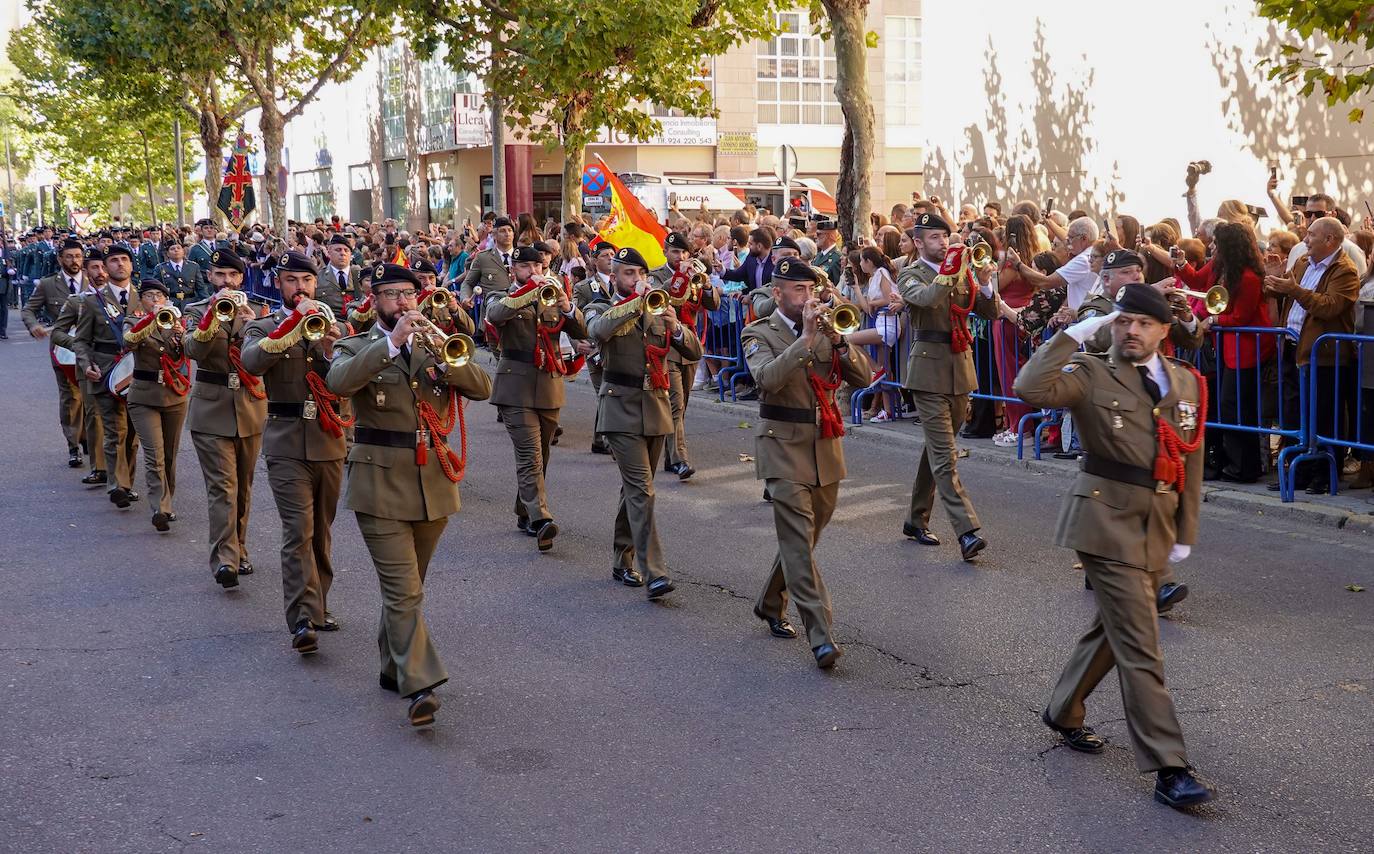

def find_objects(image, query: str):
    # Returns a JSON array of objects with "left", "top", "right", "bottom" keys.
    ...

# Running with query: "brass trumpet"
[
  {"left": 413, "top": 315, "right": 475, "bottom": 367},
  {"left": 422, "top": 289, "right": 453, "bottom": 312},
  {"left": 1172, "top": 284, "right": 1230, "bottom": 315},
  {"left": 213, "top": 291, "right": 248, "bottom": 322},
  {"left": 537, "top": 277, "right": 563, "bottom": 308},
  {"left": 643, "top": 288, "right": 671, "bottom": 316},
  {"left": 687, "top": 258, "right": 710, "bottom": 289},
  {"left": 301, "top": 304, "right": 337, "bottom": 341},
  {"left": 155, "top": 306, "right": 182, "bottom": 330},
  {"left": 967, "top": 240, "right": 995, "bottom": 270}
]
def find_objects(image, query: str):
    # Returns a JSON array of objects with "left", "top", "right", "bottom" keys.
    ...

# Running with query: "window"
[
  {"left": 428, "top": 177, "right": 455, "bottom": 226},
  {"left": 756, "top": 11, "right": 841, "bottom": 126},
  {"left": 380, "top": 44, "right": 406, "bottom": 160},
  {"left": 384, "top": 159, "right": 407, "bottom": 221},
  {"left": 293, "top": 167, "right": 334, "bottom": 221},
  {"left": 419, "top": 45, "right": 480, "bottom": 153},
  {"left": 532, "top": 174, "right": 562, "bottom": 222},
  {"left": 885, "top": 16, "right": 922, "bottom": 128},
  {"left": 480, "top": 176, "right": 495, "bottom": 216}
]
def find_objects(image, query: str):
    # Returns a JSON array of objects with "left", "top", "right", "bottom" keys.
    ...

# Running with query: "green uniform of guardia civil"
[
  {"left": 813, "top": 244, "right": 843, "bottom": 285},
  {"left": 742, "top": 312, "right": 871, "bottom": 649},
  {"left": 122, "top": 315, "right": 189, "bottom": 516},
  {"left": 155, "top": 260, "right": 201, "bottom": 306},
  {"left": 1014, "top": 331, "right": 1202, "bottom": 773},
  {"left": 187, "top": 240, "right": 217, "bottom": 298},
  {"left": 65, "top": 285, "right": 140, "bottom": 493},
  {"left": 24, "top": 271, "right": 87, "bottom": 453},
  {"left": 326, "top": 323, "right": 492, "bottom": 697},
  {"left": 899, "top": 257, "right": 1000, "bottom": 537}
]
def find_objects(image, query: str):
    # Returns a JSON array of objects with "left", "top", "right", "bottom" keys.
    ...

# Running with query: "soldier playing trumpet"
[{"left": 122, "top": 279, "right": 190, "bottom": 532}]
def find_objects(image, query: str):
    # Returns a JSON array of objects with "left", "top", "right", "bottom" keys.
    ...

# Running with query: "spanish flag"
[
  {"left": 594, "top": 155, "right": 667, "bottom": 269},
  {"left": 392, "top": 244, "right": 406, "bottom": 265}
]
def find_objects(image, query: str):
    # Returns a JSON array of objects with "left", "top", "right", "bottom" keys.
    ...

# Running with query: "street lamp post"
[
  {"left": 173, "top": 118, "right": 185, "bottom": 227},
  {"left": 139, "top": 130, "right": 159, "bottom": 229}
]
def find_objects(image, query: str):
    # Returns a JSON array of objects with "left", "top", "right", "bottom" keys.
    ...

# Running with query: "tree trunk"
[
  {"left": 560, "top": 104, "right": 588, "bottom": 222},
  {"left": 199, "top": 109, "right": 226, "bottom": 224},
  {"left": 402, "top": 44, "right": 425, "bottom": 232},
  {"left": 823, "top": 0, "right": 874, "bottom": 245},
  {"left": 259, "top": 106, "right": 286, "bottom": 229}
]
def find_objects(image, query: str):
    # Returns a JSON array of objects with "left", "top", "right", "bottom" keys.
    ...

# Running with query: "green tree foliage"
[{"left": 1257, "top": 1, "right": 1374, "bottom": 122}]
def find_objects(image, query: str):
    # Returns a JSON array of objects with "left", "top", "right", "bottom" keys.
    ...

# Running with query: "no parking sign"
[{"left": 582, "top": 165, "right": 608, "bottom": 196}]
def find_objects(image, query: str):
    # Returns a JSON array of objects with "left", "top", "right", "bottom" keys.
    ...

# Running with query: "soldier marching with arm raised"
[{"left": 122, "top": 279, "right": 190, "bottom": 532}]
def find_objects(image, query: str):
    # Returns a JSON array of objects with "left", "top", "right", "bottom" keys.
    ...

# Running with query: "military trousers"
[
  {"left": 128, "top": 401, "right": 187, "bottom": 515},
  {"left": 499, "top": 405, "right": 559, "bottom": 522},
  {"left": 662, "top": 361, "right": 694, "bottom": 469},
  {"left": 51, "top": 363, "right": 84, "bottom": 451},
  {"left": 604, "top": 432, "right": 668, "bottom": 584},
  {"left": 191, "top": 431, "right": 262, "bottom": 572},
  {"left": 757, "top": 478, "right": 839, "bottom": 650},
  {"left": 80, "top": 382, "right": 106, "bottom": 472},
  {"left": 908, "top": 391, "right": 981, "bottom": 536},
  {"left": 1047, "top": 552, "right": 1188, "bottom": 773},
  {"left": 266, "top": 456, "right": 342, "bottom": 632},
  {"left": 93, "top": 390, "right": 139, "bottom": 492},
  {"left": 355, "top": 512, "right": 449, "bottom": 697}
]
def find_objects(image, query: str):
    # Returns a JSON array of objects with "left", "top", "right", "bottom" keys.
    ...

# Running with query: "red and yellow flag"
[{"left": 594, "top": 156, "right": 667, "bottom": 268}]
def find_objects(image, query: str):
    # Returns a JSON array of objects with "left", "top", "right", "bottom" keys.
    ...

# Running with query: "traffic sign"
[
  {"left": 772, "top": 144, "right": 798, "bottom": 190},
  {"left": 582, "top": 165, "right": 608, "bottom": 195},
  {"left": 583, "top": 194, "right": 606, "bottom": 209}
]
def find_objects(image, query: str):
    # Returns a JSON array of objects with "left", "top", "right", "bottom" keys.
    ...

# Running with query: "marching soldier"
[
  {"left": 1014, "top": 284, "right": 1215, "bottom": 810},
  {"left": 742, "top": 259, "right": 871, "bottom": 668},
  {"left": 459, "top": 215, "right": 515, "bottom": 302},
  {"left": 187, "top": 218, "right": 219, "bottom": 299},
  {"left": 183, "top": 249, "right": 268, "bottom": 590},
  {"left": 320, "top": 233, "right": 361, "bottom": 311},
  {"left": 485, "top": 246, "right": 587, "bottom": 551},
  {"left": 347, "top": 266, "right": 378, "bottom": 335},
  {"left": 899, "top": 215, "right": 1000, "bottom": 561},
  {"left": 121, "top": 279, "right": 190, "bottom": 532},
  {"left": 326, "top": 262, "right": 493, "bottom": 727},
  {"left": 574, "top": 242, "right": 617, "bottom": 455},
  {"left": 587, "top": 247, "right": 702, "bottom": 597},
  {"left": 50, "top": 252, "right": 111, "bottom": 486},
  {"left": 23, "top": 237, "right": 88, "bottom": 468},
  {"left": 155, "top": 241, "right": 200, "bottom": 307},
  {"left": 241, "top": 251, "right": 350, "bottom": 656}
]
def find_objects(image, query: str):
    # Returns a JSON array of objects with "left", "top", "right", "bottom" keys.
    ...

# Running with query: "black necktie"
[
  {"left": 68, "top": 277, "right": 77, "bottom": 294},
  {"left": 338, "top": 269, "right": 347, "bottom": 289},
  {"left": 118, "top": 290, "right": 128, "bottom": 309},
  {"left": 1137, "top": 365, "right": 1161, "bottom": 404},
  {"left": 502, "top": 252, "right": 510, "bottom": 267}
]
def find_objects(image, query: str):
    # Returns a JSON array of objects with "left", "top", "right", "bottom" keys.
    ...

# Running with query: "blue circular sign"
[{"left": 582, "top": 166, "right": 608, "bottom": 195}]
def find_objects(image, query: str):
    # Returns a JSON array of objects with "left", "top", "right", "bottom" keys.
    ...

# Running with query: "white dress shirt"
[{"left": 1286, "top": 249, "right": 1335, "bottom": 337}]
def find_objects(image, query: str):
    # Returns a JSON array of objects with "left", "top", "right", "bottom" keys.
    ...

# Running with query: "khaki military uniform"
[
  {"left": 50, "top": 292, "right": 107, "bottom": 474},
  {"left": 485, "top": 284, "right": 587, "bottom": 524},
  {"left": 122, "top": 315, "right": 189, "bottom": 515},
  {"left": 1014, "top": 332, "right": 1203, "bottom": 773},
  {"left": 183, "top": 296, "right": 268, "bottom": 574},
  {"left": 1077, "top": 292, "right": 1206, "bottom": 354},
  {"left": 316, "top": 265, "right": 358, "bottom": 316},
  {"left": 66, "top": 285, "right": 140, "bottom": 492},
  {"left": 241, "top": 307, "right": 349, "bottom": 632},
  {"left": 23, "top": 272, "right": 86, "bottom": 453},
  {"left": 459, "top": 248, "right": 513, "bottom": 301},
  {"left": 326, "top": 324, "right": 492, "bottom": 697},
  {"left": 742, "top": 313, "right": 871, "bottom": 649},
  {"left": 588, "top": 295, "right": 703, "bottom": 585},
  {"left": 574, "top": 273, "right": 615, "bottom": 395},
  {"left": 899, "top": 259, "right": 1000, "bottom": 536},
  {"left": 648, "top": 265, "right": 722, "bottom": 471}
]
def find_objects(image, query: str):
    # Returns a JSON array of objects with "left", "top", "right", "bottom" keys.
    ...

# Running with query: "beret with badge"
[
  {"left": 772, "top": 235, "right": 802, "bottom": 253},
  {"left": 665, "top": 232, "right": 690, "bottom": 251},
  {"left": 209, "top": 248, "right": 247, "bottom": 273},
  {"left": 138, "top": 278, "right": 170, "bottom": 298},
  {"left": 103, "top": 244, "right": 133, "bottom": 262},
  {"left": 772, "top": 257, "right": 819, "bottom": 284},
  {"left": 1102, "top": 249, "right": 1143, "bottom": 271},
  {"left": 1113, "top": 282, "right": 1173, "bottom": 324},
  {"left": 512, "top": 245, "right": 543, "bottom": 264},
  {"left": 613, "top": 246, "right": 649, "bottom": 270},
  {"left": 913, "top": 212, "right": 951, "bottom": 234},
  {"left": 412, "top": 258, "right": 438, "bottom": 276},
  {"left": 371, "top": 262, "right": 421, "bottom": 289},
  {"left": 276, "top": 251, "right": 318, "bottom": 275}
]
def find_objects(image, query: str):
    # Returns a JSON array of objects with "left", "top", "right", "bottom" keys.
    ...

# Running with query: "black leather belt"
[
  {"left": 195, "top": 369, "right": 233, "bottom": 386},
  {"left": 1082, "top": 455, "right": 1172, "bottom": 491},
  {"left": 914, "top": 330, "right": 952, "bottom": 344},
  {"left": 94, "top": 342, "right": 122, "bottom": 354},
  {"left": 268, "top": 401, "right": 304, "bottom": 417},
  {"left": 132, "top": 369, "right": 159, "bottom": 382},
  {"left": 355, "top": 426, "right": 416, "bottom": 449},
  {"left": 759, "top": 403, "right": 815, "bottom": 424},
  {"left": 603, "top": 370, "right": 644, "bottom": 388},
  {"left": 501, "top": 348, "right": 535, "bottom": 363}
]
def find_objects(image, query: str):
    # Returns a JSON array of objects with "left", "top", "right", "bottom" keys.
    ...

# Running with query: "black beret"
[
  {"left": 83, "top": 247, "right": 106, "bottom": 263},
  {"left": 512, "top": 245, "right": 543, "bottom": 263},
  {"left": 665, "top": 232, "right": 690, "bottom": 251},
  {"left": 592, "top": 242, "right": 617, "bottom": 256},
  {"left": 412, "top": 258, "right": 438, "bottom": 276},
  {"left": 61, "top": 237, "right": 83, "bottom": 252},
  {"left": 537, "top": 240, "right": 558, "bottom": 255},
  {"left": 359, "top": 266, "right": 374, "bottom": 282},
  {"left": 772, "top": 235, "right": 801, "bottom": 253},
  {"left": 1103, "top": 250, "right": 1143, "bottom": 271},
  {"left": 613, "top": 246, "right": 649, "bottom": 270},
  {"left": 1113, "top": 283, "right": 1173, "bottom": 324},
  {"left": 137, "top": 278, "right": 169, "bottom": 297},
  {"left": 103, "top": 244, "right": 133, "bottom": 261},
  {"left": 816, "top": 219, "right": 838, "bottom": 232},
  {"left": 913, "top": 212, "right": 951, "bottom": 234},
  {"left": 493, "top": 216, "right": 514, "bottom": 230},
  {"left": 195, "top": 218, "right": 215, "bottom": 227},
  {"left": 328, "top": 233, "right": 351, "bottom": 246},
  {"left": 277, "top": 251, "right": 318, "bottom": 275},
  {"left": 772, "top": 257, "right": 819, "bottom": 284},
  {"left": 371, "top": 262, "right": 421, "bottom": 288},
  {"left": 209, "top": 248, "right": 247, "bottom": 273}
]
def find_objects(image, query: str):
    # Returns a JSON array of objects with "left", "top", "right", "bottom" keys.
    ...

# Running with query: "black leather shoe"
[
  {"left": 551, "top": 426, "right": 562, "bottom": 446},
  {"left": 407, "top": 690, "right": 441, "bottom": 727},
  {"left": 591, "top": 438, "right": 611, "bottom": 455},
  {"left": 753, "top": 606, "right": 797, "bottom": 639},
  {"left": 612, "top": 566, "right": 645, "bottom": 587},
  {"left": 901, "top": 522, "right": 941, "bottom": 546},
  {"left": 67, "top": 450, "right": 83, "bottom": 468},
  {"left": 958, "top": 531, "right": 987, "bottom": 561},
  {"left": 813, "top": 643, "right": 843, "bottom": 669},
  {"left": 533, "top": 519, "right": 558, "bottom": 552},
  {"left": 166, "top": 512, "right": 177, "bottom": 522},
  {"left": 762, "top": 486, "right": 772, "bottom": 503},
  {"left": 677, "top": 463, "right": 695, "bottom": 480},
  {"left": 1154, "top": 767, "right": 1215, "bottom": 809},
  {"left": 646, "top": 577, "right": 675, "bottom": 599},
  {"left": 214, "top": 564, "right": 239, "bottom": 589},
  {"left": 1084, "top": 575, "right": 1093, "bottom": 591},
  {"left": 81, "top": 469, "right": 108, "bottom": 485},
  {"left": 1305, "top": 480, "right": 1331, "bottom": 495},
  {"left": 151, "top": 512, "right": 170, "bottom": 532},
  {"left": 1042, "top": 708, "right": 1106, "bottom": 753},
  {"left": 108, "top": 487, "right": 132, "bottom": 509},
  {"left": 291, "top": 623, "right": 319, "bottom": 655},
  {"left": 314, "top": 612, "right": 340, "bottom": 632},
  {"left": 379, "top": 672, "right": 399, "bottom": 693},
  {"left": 1052, "top": 451, "right": 1083, "bottom": 460},
  {"left": 1156, "top": 582, "right": 1189, "bottom": 614},
  {"left": 127, "top": 490, "right": 140, "bottom": 503},
  {"left": 516, "top": 515, "right": 532, "bottom": 534},
  {"left": 238, "top": 559, "right": 254, "bottom": 576}
]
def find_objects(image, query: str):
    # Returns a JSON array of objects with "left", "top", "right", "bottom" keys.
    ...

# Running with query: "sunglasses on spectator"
[{"left": 1301, "top": 209, "right": 1326, "bottom": 218}]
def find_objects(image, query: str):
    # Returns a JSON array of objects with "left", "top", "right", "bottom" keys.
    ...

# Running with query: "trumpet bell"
[
  {"left": 1175, "top": 284, "right": 1230, "bottom": 315},
  {"left": 155, "top": 307, "right": 180, "bottom": 330},
  {"left": 212, "top": 297, "right": 237, "bottom": 322},
  {"left": 644, "top": 288, "right": 670, "bottom": 315},
  {"left": 302, "top": 313, "right": 330, "bottom": 341},
  {"left": 538, "top": 283, "right": 562, "bottom": 307},
  {"left": 424, "top": 289, "right": 452, "bottom": 312},
  {"left": 968, "top": 241, "right": 995, "bottom": 269},
  {"left": 442, "top": 333, "right": 475, "bottom": 367},
  {"left": 829, "top": 304, "right": 862, "bottom": 336}
]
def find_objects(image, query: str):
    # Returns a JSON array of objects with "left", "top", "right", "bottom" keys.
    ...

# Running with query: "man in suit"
[
  {"left": 721, "top": 227, "right": 776, "bottom": 297},
  {"left": 742, "top": 259, "right": 871, "bottom": 669},
  {"left": 187, "top": 218, "right": 219, "bottom": 299},
  {"left": 156, "top": 241, "right": 200, "bottom": 307},
  {"left": 1015, "top": 284, "right": 1215, "bottom": 811},
  {"left": 485, "top": 246, "right": 587, "bottom": 551},
  {"left": 1264, "top": 215, "right": 1362, "bottom": 494},
  {"left": 241, "top": 251, "right": 348, "bottom": 655},
  {"left": 183, "top": 249, "right": 268, "bottom": 590},
  {"left": 459, "top": 215, "right": 515, "bottom": 302},
  {"left": 121, "top": 279, "right": 189, "bottom": 531},
  {"left": 327, "top": 262, "right": 493, "bottom": 727},
  {"left": 587, "top": 247, "right": 702, "bottom": 598},
  {"left": 317, "top": 233, "right": 359, "bottom": 314},
  {"left": 23, "top": 237, "right": 89, "bottom": 467},
  {"left": 899, "top": 215, "right": 1000, "bottom": 560}
]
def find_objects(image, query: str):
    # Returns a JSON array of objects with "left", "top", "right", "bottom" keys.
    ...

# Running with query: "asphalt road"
[{"left": 1, "top": 318, "right": 1371, "bottom": 853}]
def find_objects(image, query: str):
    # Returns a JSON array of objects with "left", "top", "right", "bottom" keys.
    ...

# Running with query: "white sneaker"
[
  {"left": 993, "top": 431, "right": 1019, "bottom": 447},
  {"left": 870, "top": 411, "right": 893, "bottom": 423}
]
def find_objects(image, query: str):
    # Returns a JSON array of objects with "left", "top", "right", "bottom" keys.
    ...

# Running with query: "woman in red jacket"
[{"left": 1173, "top": 221, "right": 1274, "bottom": 482}]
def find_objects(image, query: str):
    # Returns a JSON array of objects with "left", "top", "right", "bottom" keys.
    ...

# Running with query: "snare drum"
[{"left": 106, "top": 352, "right": 136, "bottom": 397}]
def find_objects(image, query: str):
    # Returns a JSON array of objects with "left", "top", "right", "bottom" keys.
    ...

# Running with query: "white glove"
[
  {"left": 1064, "top": 310, "right": 1118, "bottom": 345},
  {"left": 1168, "top": 543, "right": 1191, "bottom": 563}
]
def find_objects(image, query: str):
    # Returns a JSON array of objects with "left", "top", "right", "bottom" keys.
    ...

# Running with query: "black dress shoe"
[
  {"left": 166, "top": 512, "right": 177, "bottom": 522},
  {"left": 238, "top": 559, "right": 254, "bottom": 576},
  {"left": 379, "top": 672, "right": 399, "bottom": 693},
  {"left": 214, "top": 564, "right": 239, "bottom": 589},
  {"left": 1218, "top": 468, "right": 1258, "bottom": 484},
  {"left": 407, "top": 690, "right": 441, "bottom": 727},
  {"left": 291, "top": 623, "right": 319, "bottom": 655},
  {"left": 901, "top": 522, "right": 940, "bottom": 546},
  {"left": 151, "top": 512, "right": 170, "bottom": 532},
  {"left": 551, "top": 426, "right": 562, "bottom": 446},
  {"left": 314, "top": 612, "right": 340, "bottom": 632},
  {"left": 813, "top": 642, "right": 843, "bottom": 669},
  {"left": 612, "top": 566, "right": 645, "bottom": 587},
  {"left": 1041, "top": 709, "right": 1106, "bottom": 753},
  {"left": 753, "top": 606, "right": 798, "bottom": 639},
  {"left": 1156, "top": 582, "right": 1189, "bottom": 614},
  {"left": 591, "top": 440, "right": 611, "bottom": 455},
  {"left": 762, "top": 486, "right": 772, "bottom": 503},
  {"left": 1154, "top": 767, "right": 1215, "bottom": 809},
  {"left": 516, "top": 515, "right": 532, "bottom": 534},
  {"left": 1305, "top": 480, "right": 1331, "bottom": 495},
  {"left": 958, "top": 531, "right": 987, "bottom": 561},
  {"left": 646, "top": 577, "right": 675, "bottom": 599},
  {"left": 1052, "top": 451, "right": 1083, "bottom": 460},
  {"left": 1084, "top": 575, "right": 1093, "bottom": 591},
  {"left": 533, "top": 519, "right": 558, "bottom": 552},
  {"left": 128, "top": 490, "right": 140, "bottom": 502},
  {"left": 677, "top": 463, "right": 695, "bottom": 481},
  {"left": 108, "top": 487, "right": 132, "bottom": 509},
  {"left": 82, "top": 469, "right": 107, "bottom": 485},
  {"left": 67, "top": 450, "right": 83, "bottom": 468}
]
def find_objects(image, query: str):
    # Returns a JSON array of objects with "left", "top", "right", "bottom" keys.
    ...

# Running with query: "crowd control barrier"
[{"left": 1296, "top": 333, "right": 1374, "bottom": 499}]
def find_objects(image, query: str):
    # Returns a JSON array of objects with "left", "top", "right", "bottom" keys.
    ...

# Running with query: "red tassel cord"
[
  {"left": 1151, "top": 364, "right": 1207, "bottom": 493},
  {"left": 304, "top": 371, "right": 356, "bottom": 438},
  {"left": 227, "top": 344, "right": 268, "bottom": 400},
  {"left": 806, "top": 350, "right": 847, "bottom": 439},
  {"left": 416, "top": 389, "right": 467, "bottom": 483}
]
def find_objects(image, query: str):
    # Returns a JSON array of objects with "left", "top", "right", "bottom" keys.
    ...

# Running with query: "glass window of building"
[
  {"left": 380, "top": 43, "right": 406, "bottom": 160},
  {"left": 420, "top": 45, "right": 480, "bottom": 153},
  {"left": 384, "top": 159, "right": 407, "bottom": 221},
  {"left": 293, "top": 167, "right": 335, "bottom": 221},
  {"left": 532, "top": 175, "right": 562, "bottom": 222},
  {"left": 885, "top": 16, "right": 922, "bottom": 128},
  {"left": 757, "top": 11, "right": 841, "bottom": 126},
  {"left": 428, "top": 177, "right": 455, "bottom": 226}
]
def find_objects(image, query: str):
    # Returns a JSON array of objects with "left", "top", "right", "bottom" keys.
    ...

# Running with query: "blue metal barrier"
[
  {"left": 704, "top": 294, "right": 750, "bottom": 402},
  {"left": 1298, "top": 333, "right": 1373, "bottom": 498},
  {"left": 850, "top": 310, "right": 909, "bottom": 424}
]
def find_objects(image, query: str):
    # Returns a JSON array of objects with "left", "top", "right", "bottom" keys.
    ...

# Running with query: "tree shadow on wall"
[{"left": 925, "top": 21, "right": 1123, "bottom": 216}]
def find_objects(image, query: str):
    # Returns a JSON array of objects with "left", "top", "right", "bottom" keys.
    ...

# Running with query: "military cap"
[
  {"left": 137, "top": 278, "right": 169, "bottom": 297},
  {"left": 1113, "top": 282, "right": 1173, "bottom": 324},
  {"left": 277, "top": 251, "right": 318, "bottom": 275},
  {"left": 816, "top": 219, "right": 838, "bottom": 232},
  {"left": 195, "top": 218, "right": 215, "bottom": 227},
  {"left": 773, "top": 257, "right": 819, "bottom": 283},
  {"left": 613, "top": 246, "right": 649, "bottom": 270},
  {"left": 493, "top": 216, "right": 514, "bottom": 230},
  {"left": 772, "top": 235, "right": 801, "bottom": 253},
  {"left": 512, "top": 245, "right": 543, "bottom": 264},
  {"left": 665, "top": 232, "right": 690, "bottom": 251},
  {"left": 209, "top": 247, "right": 246, "bottom": 273},
  {"left": 1103, "top": 250, "right": 1144, "bottom": 271},
  {"left": 103, "top": 244, "right": 133, "bottom": 261},
  {"left": 328, "top": 233, "right": 351, "bottom": 246},
  {"left": 371, "top": 262, "right": 421, "bottom": 288},
  {"left": 83, "top": 247, "right": 106, "bottom": 263},
  {"left": 913, "top": 212, "right": 951, "bottom": 233},
  {"left": 591, "top": 241, "right": 618, "bottom": 256},
  {"left": 412, "top": 258, "right": 438, "bottom": 276}
]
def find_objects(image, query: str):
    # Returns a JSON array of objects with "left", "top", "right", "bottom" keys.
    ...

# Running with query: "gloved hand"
[
  {"left": 1064, "top": 310, "right": 1119, "bottom": 345},
  {"left": 1168, "top": 543, "right": 1191, "bottom": 563}
]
